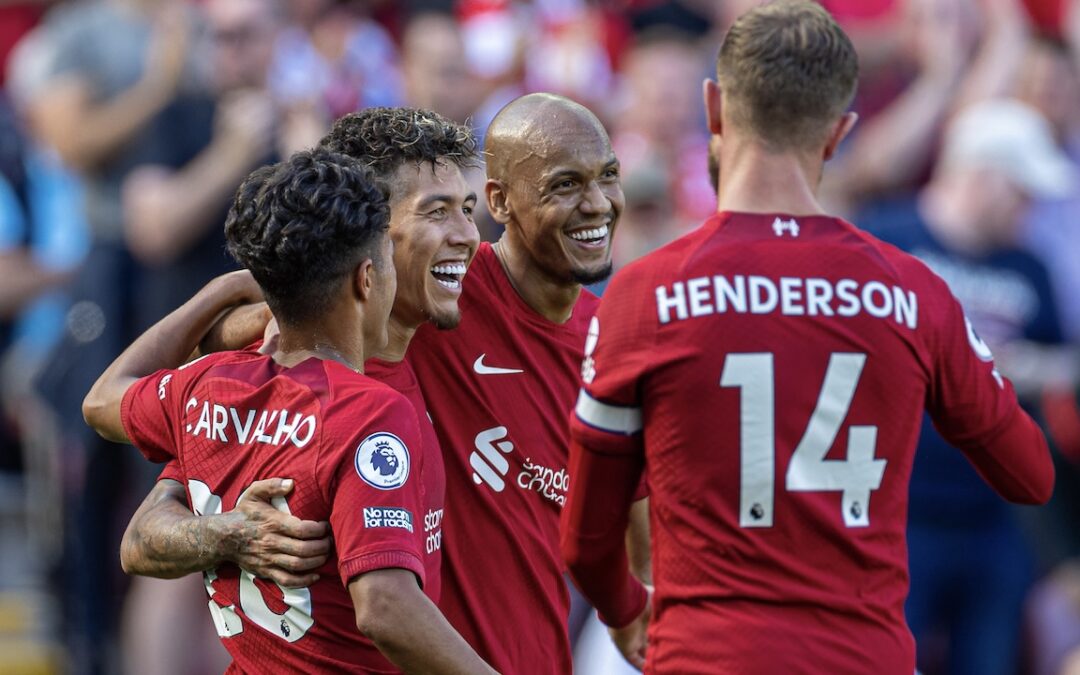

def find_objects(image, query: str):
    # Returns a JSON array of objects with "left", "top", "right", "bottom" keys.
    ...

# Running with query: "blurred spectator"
[
  {"left": 271, "top": 0, "right": 403, "bottom": 120},
  {"left": 402, "top": 11, "right": 480, "bottom": 124},
  {"left": 20, "top": 0, "right": 291, "bottom": 671},
  {"left": 610, "top": 29, "right": 713, "bottom": 242},
  {"left": 21, "top": 2, "right": 201, "bottom": 671},
  {"left": 1027, "top": 562, "right": 1080, "bottom": 675},
  {"left": 862, "top": 99, "right": 1074, "bottom": 675},
  {"left": 0, "top": 0, "right": 50, "bottom": 88}
]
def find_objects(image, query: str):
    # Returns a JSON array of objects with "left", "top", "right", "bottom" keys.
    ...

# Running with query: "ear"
[
  {"left": 485, "top": 178, "right": 512, "bottom": 225},
  {"left": 823, "top": 112, "right": 858, "bottom": 161},
  {"left": 354, "top": 258, "right": 375, "bottom": 302},
  {"left": 704, "top": 79, "right": 723, "bottom": 136}
]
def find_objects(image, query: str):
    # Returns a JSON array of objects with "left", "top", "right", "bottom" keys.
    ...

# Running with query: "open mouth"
[
  {"left": 430, "top": 262, "right": 467, "bottom": 290},
  {"left": 566, "top": 223, "right": 610, "bottom": 247}
]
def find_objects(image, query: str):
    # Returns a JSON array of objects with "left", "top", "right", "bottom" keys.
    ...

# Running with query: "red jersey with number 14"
[
  {"left": 571, "top": 212, "right": 1053, "bottom": 674},
  {"left": 122, "top": 351, "right": 431, "bottom": 674}
]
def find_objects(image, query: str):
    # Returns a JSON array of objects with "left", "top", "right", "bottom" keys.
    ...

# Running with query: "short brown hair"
[{"left": 716, "top": 0, "right": 858, "bottom": 150}]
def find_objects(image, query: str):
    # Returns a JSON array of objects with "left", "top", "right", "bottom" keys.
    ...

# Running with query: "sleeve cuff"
[
  {"left": 598, "top": 578, "right": 649, "bottom": 629},
  {"left": 339, "top": 550, "right": 426, "bottom": 589}
]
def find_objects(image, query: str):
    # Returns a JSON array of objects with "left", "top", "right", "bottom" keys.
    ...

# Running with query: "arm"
[
  {"left": 626, "top": 497, "right": 651, "bottom": 585},
  {"left": 82, "top": 270, "right": 262, "bottom": 443},
  {"left": 123, "top": 91, "right": 277, "bottom": 264},
  {"left": 196, "top": 302, "right": 273, "bottom": 356},
  {"left": 32, "top": 8, "right": 189, "bottom": 171},
  {"left": 927, "top": 283, "right": 1055, "bottom": 504},
  {"left": 826, "top": 0, "right": 969, "bottom": 204},
  {"left": 0, "top": 249, "right": 69, "bottom": 319},
  {"left": 121, "top": 476, "right": 331, "bottom": 586},
  {"left": 349, "top": 569, "right": 498, "bottom": 674}
]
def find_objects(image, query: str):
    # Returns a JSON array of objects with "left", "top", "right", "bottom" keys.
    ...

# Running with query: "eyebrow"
[
  {"left": 541, "top": 156, "right": 620, "bottom": 185},
  {"left": 415, "top": 193, "right": 476, "bottom": 210}
]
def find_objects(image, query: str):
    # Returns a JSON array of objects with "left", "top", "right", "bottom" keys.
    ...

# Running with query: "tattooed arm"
[{"left": 121, "top": 478, "right": 332, "bottom": 587}]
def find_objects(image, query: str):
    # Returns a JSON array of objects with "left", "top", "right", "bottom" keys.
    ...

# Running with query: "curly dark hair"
[
  {"left": 225, "top": 149, "right": 391, "bottom": 326},
  {"left": 318, "top": 107, "right": 479, "bottom": 193}
]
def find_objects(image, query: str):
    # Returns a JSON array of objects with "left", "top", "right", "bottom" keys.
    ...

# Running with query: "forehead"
[
  {"left": 520, "top": 116, "right": 614, "bottom": 178},
  {"left": 389, "top": 159, "right": 471, "bottom": 205}
]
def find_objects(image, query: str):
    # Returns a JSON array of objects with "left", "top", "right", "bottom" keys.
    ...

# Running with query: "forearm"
[
  {"left": 351, "top": 570, "right": 497, "bottom": 674},
  {"left": 83, "top": 271, "right": 259, "bottom": 442},
  {"left": 41, "top": 77, "right": 175, "bottom": 171},
  {"left": 0, "top": 251, "right": 68, "bottom": 319},
  {"left": 121, "top": 480, "right": 227, "bottom": 577},
  {"left": 196, "top": 303, "right": 272, "bottom": 356},
  {"left": 626, "top": 498, "right": 652, "bottom": 585},
  {"left": 962, "top": 406, "right": 1055, "bottom": 504},
  {"left": 126, "top": 141, "right": 265, "bottom": 263},
  {"left": 844, "top": 74, "right": 956, "bottom": 195},
  {"left": 561, "top": 440, "right": 648, "bottom": 628}
]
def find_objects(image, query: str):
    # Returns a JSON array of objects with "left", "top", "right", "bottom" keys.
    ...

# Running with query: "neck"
[
  {"left": 493, "top": 237, "right": 581, "bottom": 324},
  {"left": 274, "top": 323, "right": 367, "bottom": 373},
  {"left": 716, "top": 137, "right": 827, "bottom": 216},
  {"left": 372, "top": 315, "right": 417, "bottom": 363}
]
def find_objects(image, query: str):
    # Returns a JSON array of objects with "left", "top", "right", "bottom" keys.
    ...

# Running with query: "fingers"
[
  {"left": 240, "top": 477, "right": 295, "bottom": 502},
  {"left": 261, "top": 532, "right": 331, "bottom": 559},
  {"left": 265, "top": 568, "right": 321, "bottom": 590}
]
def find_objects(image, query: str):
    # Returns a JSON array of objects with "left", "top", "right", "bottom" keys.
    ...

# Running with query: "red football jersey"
[
  {"left": 365, "top": 357, "right": 445, "bottom": 604},
  {"left": 122, "top": 351, "right": 430, "bottom": 674},
  {"left": 406, "top": 242, "right": 596, "bottom": 674},
  {"left": 570, "top": 212, "right": 1052, "bottom": 674}
]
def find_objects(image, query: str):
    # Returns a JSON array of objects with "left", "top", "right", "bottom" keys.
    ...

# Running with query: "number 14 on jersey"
[{"left": 721, "top": 352, "right": 887, "bottom": 529}]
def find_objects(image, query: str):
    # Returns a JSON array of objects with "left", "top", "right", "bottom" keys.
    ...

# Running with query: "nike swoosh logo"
[{"left": 473, "top": 354, "right": 524, "bottom": 375}]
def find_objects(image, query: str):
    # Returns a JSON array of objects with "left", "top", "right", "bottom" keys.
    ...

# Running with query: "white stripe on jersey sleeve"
[{"left": 575, "top": 390, "right": 642, "bottom": 435}]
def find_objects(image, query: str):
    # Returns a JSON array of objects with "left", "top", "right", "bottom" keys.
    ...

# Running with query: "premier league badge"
[{"left": 355, "top": 432, "right": 410, "bottom": 490}]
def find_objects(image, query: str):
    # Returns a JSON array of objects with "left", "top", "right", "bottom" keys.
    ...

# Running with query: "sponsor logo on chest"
[{"left": 469, "top": 426, "right": 569, "bottom": 506}]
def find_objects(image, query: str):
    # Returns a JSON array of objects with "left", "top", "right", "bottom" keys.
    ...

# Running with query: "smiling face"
[
  {"left": 502, "top": 114, "right": 623, "bottom": 285},
  {"left": 387, "top": 159, "right": 479, "bottom": 330}
]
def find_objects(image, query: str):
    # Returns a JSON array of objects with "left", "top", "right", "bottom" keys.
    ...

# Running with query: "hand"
[
  {"left": 609, "top": 585, "right": 652, "bottom": 671},
  {"left": 218, "top": 478, "right": 332, "bottom": 588},
  {"left": 904, "top": 0, "right": 971, "bottom": 82},
  {"left": 214, "top": 89, "right": 277, "bottom": 162}
]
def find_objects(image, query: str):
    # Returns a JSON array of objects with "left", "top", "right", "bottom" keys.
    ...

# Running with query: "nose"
[
  {"left": 448, "top": 208, "right": 481, "bottom": 250},
  {"left": 579, "top": 180, "right": 611, "bottom": 215}
]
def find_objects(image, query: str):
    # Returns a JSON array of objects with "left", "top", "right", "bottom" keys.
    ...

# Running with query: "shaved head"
[
  {"left": 485, "top": 93, "right": 609, "bottom": 183},
  {"left": 483, "top": 93, "right": 623, "bottom": 288}
]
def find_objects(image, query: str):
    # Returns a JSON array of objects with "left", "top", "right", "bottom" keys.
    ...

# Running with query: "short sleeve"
[
  {"left": 157, "top": 459, "right": 183, "bottom": 483},
  {"left": 322, "top": 392, "right": 427, "bottom": 589},
  {"left": 120, "top": 353, "right": 225, "bottom": 463}
]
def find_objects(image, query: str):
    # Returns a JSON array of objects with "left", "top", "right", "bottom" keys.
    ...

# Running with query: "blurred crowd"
[{"left": 0, "top": 0, "right": 1078, "bottom": 673}]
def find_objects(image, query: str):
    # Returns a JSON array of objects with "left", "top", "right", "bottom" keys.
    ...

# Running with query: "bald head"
[
  {"left": 482, "top": 93, "right": 622, "bottom": 290},
  {"left": 484, "top": 93, "right": 610, "bottom": 182}
]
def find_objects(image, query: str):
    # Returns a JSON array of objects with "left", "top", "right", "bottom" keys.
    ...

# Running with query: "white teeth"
[
  {"left": 568, "top": 224, "right": 609, "bottom": 242},
  {"left": 430, "top": 263, "right": 467, "bottom": 275},
  {"left": 435, "top": 278, "right": 461, "bottom": 290}
]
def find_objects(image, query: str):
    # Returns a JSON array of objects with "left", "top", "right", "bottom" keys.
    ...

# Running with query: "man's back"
[
  {"left": 573, "top": 211, "right": 1053, "bottom": 673},
  {"left": 122, "top": 349, "right": 428, "bottom": 674}
]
